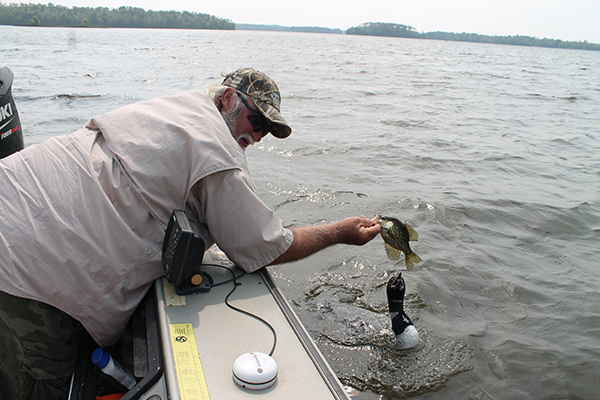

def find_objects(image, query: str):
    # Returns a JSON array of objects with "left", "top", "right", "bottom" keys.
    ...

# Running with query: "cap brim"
[
  {"left": 270, "top": 121, "right": 292, "bottom": 138},
  {"left": 252, "top": 98, "right": 292, "bottom": 138}
]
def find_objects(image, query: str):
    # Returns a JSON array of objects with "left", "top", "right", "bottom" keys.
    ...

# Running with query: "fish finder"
[{"left": 162, "top": 210, "right": 213, "bottom": 295}]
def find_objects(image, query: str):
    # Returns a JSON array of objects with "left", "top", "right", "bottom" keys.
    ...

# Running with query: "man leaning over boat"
[{"left": 0, "top": 67, "right": 381, "bottom": 399}]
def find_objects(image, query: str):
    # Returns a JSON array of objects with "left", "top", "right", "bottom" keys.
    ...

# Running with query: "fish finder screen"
[{"left": 162, "top": 210, "right": 205, "bottom": 287}]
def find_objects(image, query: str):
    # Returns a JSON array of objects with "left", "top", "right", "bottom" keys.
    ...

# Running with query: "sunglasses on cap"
[{"left": 237, "top": 93, "right": 271, "bottom": 137}]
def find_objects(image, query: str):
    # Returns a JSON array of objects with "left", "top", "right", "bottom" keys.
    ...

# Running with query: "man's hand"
[
  {"left": 269, "top": 215, "right": 381, "bottom": 265},
  {"left": 336, "top": 215, "right": 382, "bottom": 245}
]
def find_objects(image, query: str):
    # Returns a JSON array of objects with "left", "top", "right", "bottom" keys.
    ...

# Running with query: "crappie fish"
[{"left": 374, "top": 215, "right": 422, "bottom": 270}]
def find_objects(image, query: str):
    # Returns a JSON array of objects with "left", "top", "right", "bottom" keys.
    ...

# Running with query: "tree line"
[
  {"left": 0, "top": 2, "right": 235, "bottom": 29},
  {"left": 2, "top": 3, "right": 598, "bottom": 51},
  {"left": 346, "top": 22, "right": 419, "bottom": 38},
  {"left": 236, "top": 23, "right": 342, "bottom": 34},
  {"left": 346, "top": 22, "right": 600, "bottom": 51}
]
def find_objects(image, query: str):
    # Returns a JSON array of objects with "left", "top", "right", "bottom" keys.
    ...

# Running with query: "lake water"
[{"left": 2, "top": 26, "right": 599, "bottom": 399}]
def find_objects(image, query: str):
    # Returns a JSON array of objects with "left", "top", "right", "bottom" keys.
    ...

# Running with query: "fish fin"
[
  {"left": 406, "top": 224, "right": 419, "bottom": 241},
  {"left": 385, "top": 243, "right": 402, "bottom": 260},
  {"left": 405, "top": 252, "right": 422, "bottom": 271}
]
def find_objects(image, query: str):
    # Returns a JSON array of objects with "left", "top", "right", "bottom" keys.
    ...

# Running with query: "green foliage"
[
  {"left": 346, "top": 22, "right": 600, "bottom": 51},
  {"left": 236, "top": 23, "right": 343, "bottom": 34},
  {"left": 422, "top": 31, "right": 600, "bottom": 51},
  {"left": 2, "top": 4, "right": 597, "bottom": 51},
  {"left": 346, "top": 22, "right": 419, "bottom": 38},
  {"left": 0, "top": 2, "right": 235, "bottom": 29},
  {"left": 28, "top": 14, "right": 39, "bottom": 25}
]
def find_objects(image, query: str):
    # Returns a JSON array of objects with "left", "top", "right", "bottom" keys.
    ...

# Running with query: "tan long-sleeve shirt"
[{"left": 0, "top": 92, "right": 292, "bottom": 346}]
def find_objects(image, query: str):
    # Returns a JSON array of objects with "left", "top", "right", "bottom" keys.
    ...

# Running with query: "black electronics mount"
[{"left": 162, "top": 210, "right": 213, "bottom": 296}]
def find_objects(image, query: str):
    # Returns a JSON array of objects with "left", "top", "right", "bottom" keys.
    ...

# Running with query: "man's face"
[
  {"left": 221, "top": 89, "right": 269, "bottom": 150},
  {"left": 231, "top": 101, "right": 266, "bottom": 149}
]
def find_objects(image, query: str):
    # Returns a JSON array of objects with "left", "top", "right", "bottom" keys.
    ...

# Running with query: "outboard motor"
[{"left": 0, "top": 66, "right": 24, "bottom": 159}]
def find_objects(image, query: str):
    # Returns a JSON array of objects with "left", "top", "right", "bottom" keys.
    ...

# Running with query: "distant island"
[
  {"left": 236, "top": 23, "right": 342, "bottom": 35},
  {"left": 345, "top": 22, "right": 600, "bottom": 51},
  {"left": 1, "top": 3, "right": 598, "bottom": 51}
]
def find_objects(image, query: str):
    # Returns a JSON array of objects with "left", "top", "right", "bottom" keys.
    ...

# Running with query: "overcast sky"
[{"left": 54, "top": 0, "right": 600, "bottom": 43}]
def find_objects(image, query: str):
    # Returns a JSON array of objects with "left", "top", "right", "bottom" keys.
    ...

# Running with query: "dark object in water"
[
  {"left": 387, "top": 273, "right": 419, "bottom": 349},
  {"left": 0, "top": 66, "right": 24, "bottom": 159}
]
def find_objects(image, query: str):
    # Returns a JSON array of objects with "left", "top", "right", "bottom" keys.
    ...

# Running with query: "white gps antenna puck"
[{"left": 232, "top": 352, "right": 278, "bottom": 390}]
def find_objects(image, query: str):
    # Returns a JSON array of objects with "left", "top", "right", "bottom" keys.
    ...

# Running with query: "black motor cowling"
[{"left": 0, "top": 66, "right": 24, "bottom": 159}]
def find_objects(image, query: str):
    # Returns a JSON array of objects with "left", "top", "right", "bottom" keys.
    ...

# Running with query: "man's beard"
[
  {"left": 221, "top": 99, "right": 253, "bottom": 148},
  {"left": 234, "top": 132, "right": 256, "bottom": 147}
]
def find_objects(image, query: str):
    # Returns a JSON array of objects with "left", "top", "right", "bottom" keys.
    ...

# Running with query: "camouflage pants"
[{"left": 0, "top": 290, "right": 84, "bottom": 400}]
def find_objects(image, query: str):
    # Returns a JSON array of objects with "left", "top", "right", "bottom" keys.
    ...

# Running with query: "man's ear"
[{"left": 220, "top": 87, "right": 236, "bottom": 112}]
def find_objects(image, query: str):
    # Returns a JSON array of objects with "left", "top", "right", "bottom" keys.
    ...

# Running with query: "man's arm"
[{"left": 268, "top": 216, "right": 382, "bottom": 265}]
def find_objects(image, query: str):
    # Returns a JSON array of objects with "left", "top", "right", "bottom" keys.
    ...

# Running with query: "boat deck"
[{"left": 155, "top": 257, "right": 349, "bottom": 400}]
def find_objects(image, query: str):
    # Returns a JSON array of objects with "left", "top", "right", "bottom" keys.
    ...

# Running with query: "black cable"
[
  {"left": 201, "top": 263, "right": 246, "bottom": 287},
  {"left": 202, "top": 263, "right": 277, "bottom": 356}
]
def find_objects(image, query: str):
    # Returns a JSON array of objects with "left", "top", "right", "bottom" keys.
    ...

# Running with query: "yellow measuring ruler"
[{"left": 169, "top": 323, "right": 211, "bottom": 400}]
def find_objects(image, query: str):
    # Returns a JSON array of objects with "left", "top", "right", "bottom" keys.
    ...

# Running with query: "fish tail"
[{"left": 405, "top": 252, "right": 422, "bottom": 271}]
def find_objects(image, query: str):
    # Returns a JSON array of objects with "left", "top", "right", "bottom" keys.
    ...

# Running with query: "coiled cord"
[{"left": 203, "top": 263, "right": 277, "bottom": 356}]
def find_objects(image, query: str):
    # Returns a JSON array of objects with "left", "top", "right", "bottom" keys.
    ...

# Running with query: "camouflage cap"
[{"left": 222, "top": 68, "right": 292, "bottom": 138}]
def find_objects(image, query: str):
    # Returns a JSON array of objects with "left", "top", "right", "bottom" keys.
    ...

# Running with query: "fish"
[
  {"left": 387, "top": 273, "right": 419, "bottom": 350},
  {"left": 374, "top": 215, "right": 422, "bottom": 270}
]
